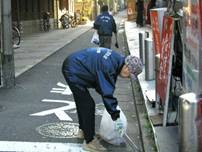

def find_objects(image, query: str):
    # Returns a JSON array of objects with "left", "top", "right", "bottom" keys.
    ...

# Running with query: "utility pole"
[
  {"left": 107, "top": 0, "right": 109, "bottom": 7},
  {"left": 93, "top": 0, "right": 97, "bottom": 20},
  {"left": 1, "top": 0, "right": 15, "bottom": 88}
]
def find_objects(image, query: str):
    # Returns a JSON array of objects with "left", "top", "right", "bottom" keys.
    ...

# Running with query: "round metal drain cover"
[
  {"left": 0, "top": 105, "right": 5, "bottom": 112},
  {"left": 36, "top": 122, "right": 79, "bottom": 138}
]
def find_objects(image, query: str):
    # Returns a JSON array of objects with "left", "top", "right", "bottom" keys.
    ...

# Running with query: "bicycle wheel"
[
  {"left": 43, "top": 20, "right": 50, "bottom": 31},
  {"left": 71, "top": 20, "right": 76, "bottom": 28},
  {"left": 12, "top": 27, "right": 21, "bottom": 45}
]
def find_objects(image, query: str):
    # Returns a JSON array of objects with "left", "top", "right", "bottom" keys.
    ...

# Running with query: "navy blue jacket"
[
  {"left": 94, "top": 12, "right": 117, "bottom": 36},
  {"left": 62, "top": 48, "right": 125, "bottom": 120}
]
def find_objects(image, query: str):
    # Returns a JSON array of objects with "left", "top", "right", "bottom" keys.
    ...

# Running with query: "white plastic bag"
[
  {"left": 91, "top": 31, "right": 99, "bottom": 45},
  {"left": 99, "top": 106, "right": 127, "bottom": 145}
]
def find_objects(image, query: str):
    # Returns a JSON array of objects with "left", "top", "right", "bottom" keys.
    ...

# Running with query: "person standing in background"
[
  {"left": 93, "top": 5, "right": 118, "bottom": 49},
  {"left": 136, "top": 0, "right": 144, "bottom": 27},
  {"left": 146, "top": 0, "right": 156, "bottom": 24},
  {"left": 109, "top": 8, "right": 113, "bottom": 15}
]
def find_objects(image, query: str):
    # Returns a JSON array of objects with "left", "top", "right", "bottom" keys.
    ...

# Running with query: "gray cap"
[{"left": 125, "top": 55, "right": 143, "bottom": 79}]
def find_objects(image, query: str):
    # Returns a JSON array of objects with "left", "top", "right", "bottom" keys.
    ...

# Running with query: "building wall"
[
  {"left": 12, "top": 0, "right": 54, "bottom": 21},
  {"left": 69, "top": 0, "right": 74, "bottom": 15},
  {"left": 10, "top": 0, "right": 88, "bottom": 35},
  {"left": 11, "top": 0, "right": 57, "bottom": 35},
  {"left": 75, "top": 0, "right": 93, "bottom": 20},
  {"left": 0, "top": 0, "right": 2, "bottom": 87}
]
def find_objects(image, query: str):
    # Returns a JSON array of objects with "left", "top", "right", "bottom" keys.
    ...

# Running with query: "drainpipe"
[{"left": 54, "top": 0, "right": 59, "bottom": 28}]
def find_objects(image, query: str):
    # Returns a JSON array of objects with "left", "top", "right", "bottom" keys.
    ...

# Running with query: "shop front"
[
  {"left": 152, "top": 0, "right": 202, "bottom": 150},
  {"left": 182, "top": 0, "right": 202, "bottom": 95},
  {"left": 0, "top": 1, "right": 2, "bottom": 88},
  {"left": 0, "top": 45, "right": 2, "bottom": 88},
  {"left": 179, "top": 1, "right": 202, "bottom": 150},
  {"left": 127, "top": 0, "right": 136, "bottom": 21},
  {"left": 74, "top": 0, "right": 93, "bottom": 21}
]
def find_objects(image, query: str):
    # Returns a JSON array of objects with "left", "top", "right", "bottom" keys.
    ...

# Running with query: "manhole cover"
[
  {"left": 0, "top": 105, "right": 5, "bottom": 112},
  {"left": 36, "top": 122, "right": 79, "bottom": 138}
]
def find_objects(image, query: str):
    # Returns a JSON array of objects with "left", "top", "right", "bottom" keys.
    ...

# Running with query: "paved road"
[{"left": 0, "top": 21, "right": 142, "bottom": 151}]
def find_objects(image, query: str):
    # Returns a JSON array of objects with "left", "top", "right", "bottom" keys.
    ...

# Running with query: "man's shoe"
[
  {"left": 77, "top": 130, "right": 100, "bottom": 140},
  {"left": 76, "top": 129, "right": 84, "bottom": 139},
  {"left": 83, "top": 138, "right": 107, "bottom": 152}
]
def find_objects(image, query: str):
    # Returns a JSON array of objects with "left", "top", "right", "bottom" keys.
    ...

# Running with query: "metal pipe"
[
  {"left": 145, "top": 31, "right": 149, "bottom": 38},
  {"left": 145, "top": 38, "right": 155, "bottom": 81},
  {"left": 124, "top": 133, "right": 141, "bottom": 152},
  {"left": 179, "top": 93, "right": 199, "bottom": 152},
  {"left": 155, "top": 54, "right": 160, "bottom": 109},
  {"left": 1, "top": 0, "right": 15, "bottom": 88},
  {"left": 138, "top": 31, "right": 145, "bottom": 64}
]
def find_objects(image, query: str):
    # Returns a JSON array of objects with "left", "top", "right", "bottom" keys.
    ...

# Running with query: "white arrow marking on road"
[
  {"left": 0, "top": 141, "right": 84, "bottom": 152},
  {"left": 50, "top": 82, "right": 72, "bottom": 95},
  {"left": 57, "top": 82, "right": 67, "bottom": 88},
  {"left": 30, "top": 99, "right": 76, "bottom": 121}
]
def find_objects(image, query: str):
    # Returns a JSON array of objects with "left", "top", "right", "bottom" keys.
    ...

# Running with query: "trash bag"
[
  {"left": 99, "top": 106, "right": 127, "bottom": 145},
  {"left": 91, "top": 31, "right": 99, "bottom": 45}
]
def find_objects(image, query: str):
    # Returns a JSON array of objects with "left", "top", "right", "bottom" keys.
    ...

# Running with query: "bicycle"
[
  {"left": 12, "top": 25, "right": 21, "bottom": 47},
  {"left": 69, "top": 15, "right": 77, "bottom": 28},
  {"left": 60, "top": 13, "right": 70, "bottom": 29},
  {"left": 42, "top": 12, "right": 50, "bottom": 32}
]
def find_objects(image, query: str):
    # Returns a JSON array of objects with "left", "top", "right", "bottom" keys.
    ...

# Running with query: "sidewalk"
[
  {"left": 124, "top": 21, "right": 178, "bottom": 152},
  {"left": 14, "top": 22, "right": 93, "bottom": 77}
]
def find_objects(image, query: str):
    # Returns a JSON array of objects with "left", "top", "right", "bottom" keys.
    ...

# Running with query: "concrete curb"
[{"left": 124, "top": 21, "right": 157, "bottom": 152}]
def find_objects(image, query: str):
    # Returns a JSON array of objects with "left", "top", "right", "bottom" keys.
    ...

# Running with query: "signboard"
[
  {"left": 150, "top": 10, "right": 161, "bottom": 54},
  {"left": 156, "top": 16, "right": 174, "bottom": 126},
  {"left": 157, "top": 16, "right": 174, "bottom": 104},
  {"left": 182, "top": 0, "right": 202, "bottom": 95},
  {"left": 150, "top": 8, "right": 167, "bottom": 54}
]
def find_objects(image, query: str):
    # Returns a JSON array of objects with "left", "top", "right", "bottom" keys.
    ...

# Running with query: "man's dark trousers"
[
  {"left": 62, "top": 72, "right": 95, "bottom": 143},
  {"left": 99, "top": 35, "right": 112, "bottom": 49}
]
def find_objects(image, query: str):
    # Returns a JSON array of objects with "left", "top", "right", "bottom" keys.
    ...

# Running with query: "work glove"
[{"left": 114, "top": 118, "right": 124, "bottom": 136}]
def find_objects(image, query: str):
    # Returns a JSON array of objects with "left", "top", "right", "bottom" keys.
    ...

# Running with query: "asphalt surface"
[{"left": 0, "top": 20, "right": 142, "bottom": 151}]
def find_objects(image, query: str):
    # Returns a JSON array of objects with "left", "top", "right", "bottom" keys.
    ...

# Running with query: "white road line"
[
  {"left": 52, "top": 88, "right": 65, "bottom": 91},
  {"left": 0, "top": 141, "right": 85, "bottom": 152},
  {"left": 30, "top": 99, "right": 76, "bottom": 121},
  {"left": 57, "top": 82, "right": 67, "bottom": 88},
  {"left": 50, "top": 82, "right": 72, "bottom": 95}
]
